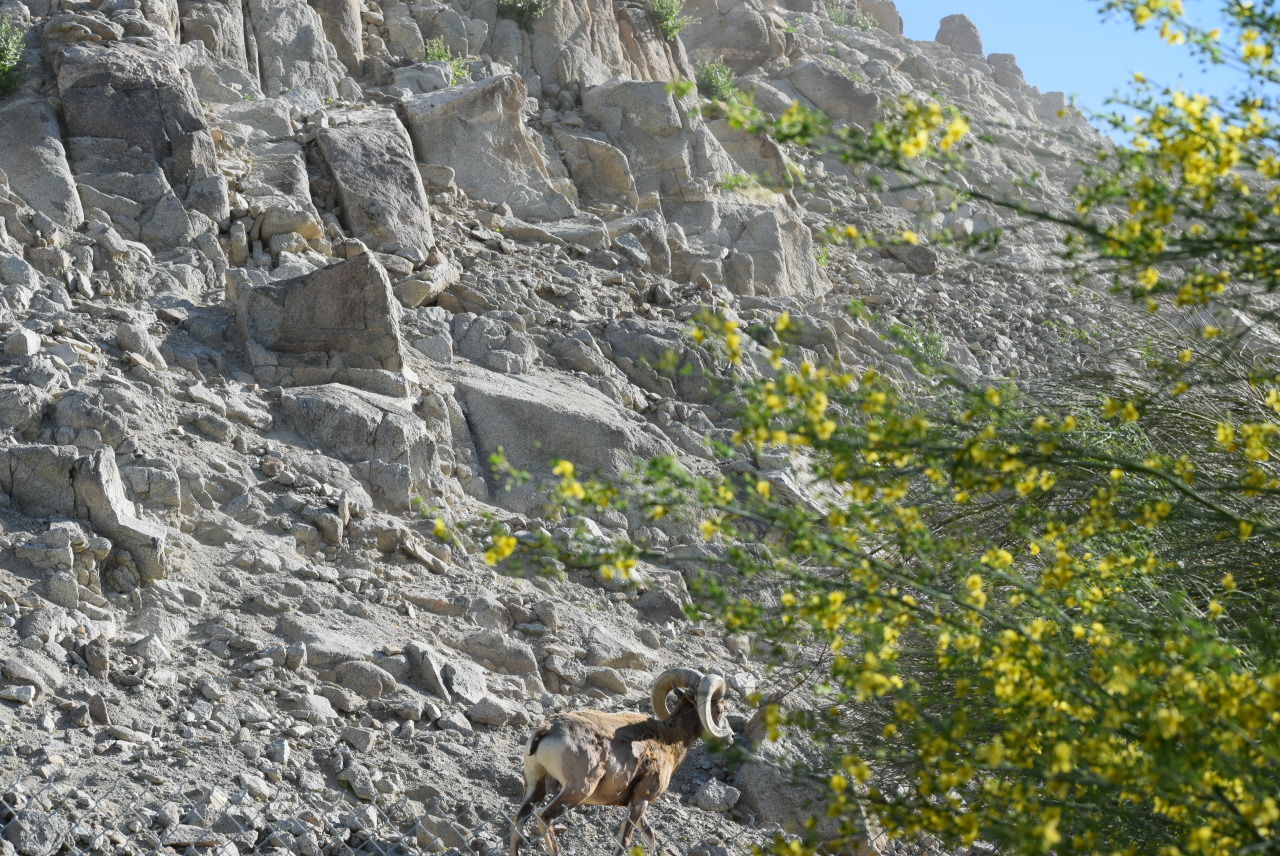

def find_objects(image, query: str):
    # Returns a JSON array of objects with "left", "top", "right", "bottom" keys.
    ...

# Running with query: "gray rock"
[
  {"left": 0, "top": 385, "right": 49, "bottom": 439},
  {"left": 245, "top": 0, "right": 345, "bottom": 99},
  {"left": 3, "top": 330, "right": 40, "bottom": 357},
  {"left": 435, "top": 710, "right": 473, "bottom": 734},
  {"left": 288, "top": 693, "right": 339, "bottom": 722},
  {"left": 337, "top": 761, "right": 376, "bottom": 799},
  {"left": 465, "top": 695, "right": 520, "bottom": 726},
  {"left": 229, "top": 254, "right": 409, "bottom": 395},
  {"left": 404, "top": 641, "right": 452, "bottom": 701},
  {"left": 452, "top": 313, "right": 537, "bottom": 374},
  {"left": 2, "top": 659, "right": 48, "bottom": 698},
  {"left": 552, "top": 128, "right": 639, "bottom": 212},
  {"left": 787, "top": 60, "right": 880, "bottom": 129},
  {"left": 936, "top": 13, "right": 984, "bottom": 56},
  {"left": 860, "top": 0, "right": 903, "bottom": 34},
  {"left": 340, "top": 725, "right": 379, "bottom": 752},
  {"left": 692, "top": 779, "right": 740, "bottom": 812},
  {"left": 402, "top": 75, "right": 575, "bottom": 221},
  {"left": 42, "top": 572, "right": 80, "bottom": 609},
  {"left": 317, "top": 109, "right": 436, "bottom": 258},
  {"left": 583, "top": 666, "right": 628, "bottom": 694},
  {"left": 452, "top": 363, "right": 670, "bottom": 512},
  {"left": 585, "top": 625, "right": 655, "bottom": 671},
  {"left": 56, "top": 41, "right": 228, "bottom": 222},
  {"left": 311, "top": 0, "right": 361, "bottom": 71},
  {"left": 178, "top": 0, "right": 250, "bottom": 68},
  {"left": 0, "top": 445, "right": 168, "bottom": 584},
  {"left": 458, "top": 631, "right": 540, "bottom": 676},
  {"left": 5, "top": 811, "right": 69, "bottom": 856},
  {"left": 441, "top": 658, "right": 488, "bottom": 706},
  {"left": 279, "top": 384, "right": 433, "bottom": 511},
  {"left": 886, "top": 244, "right": 939, "bottom": 275},
  {"left": 733, "top": 740, "right": 836, "bottom": 837},
  {"left": 335, "top": 660, "right": 398, "bottom": 699},
  {"left": 0, "top": 98, "right": 82, "bottom": 230},
  {"left": 635, "top": 587, "right": 687, "bottom": 623},
  {"left": 0, "top": 685, "right": 37, "bottom": 705}
]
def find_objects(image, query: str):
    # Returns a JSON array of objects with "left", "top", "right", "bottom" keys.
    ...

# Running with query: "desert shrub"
[
  {"left": 827, "top": 2, "right": 875, "bottom": 30},
  {"left": 422, "top": 37, "right": 470, "bottom": 85},
  {"left": 495, "top": 0, "right": 549, "bottom": 27},
  {"left": 0, "top": 17, "right": 24, "bottom": 98},
  {"left": 649, "top": 0, "right": 695, "bottom": 40},
  {"left": 695, "top": 59, "right": 737, "bottom": 101}
]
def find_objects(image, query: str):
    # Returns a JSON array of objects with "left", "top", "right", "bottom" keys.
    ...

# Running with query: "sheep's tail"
[{"left": 525, "top": 721, "right": 552, "bottom": 757}]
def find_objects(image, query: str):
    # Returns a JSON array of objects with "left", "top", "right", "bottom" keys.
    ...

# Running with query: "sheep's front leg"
[{"left": 616, "top": 799, "right": 651, "bottom": 854}]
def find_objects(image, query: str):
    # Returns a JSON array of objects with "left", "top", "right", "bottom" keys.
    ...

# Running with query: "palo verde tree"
[{"left": 478, "top": 2, "right": 1280, "bottom": 855}]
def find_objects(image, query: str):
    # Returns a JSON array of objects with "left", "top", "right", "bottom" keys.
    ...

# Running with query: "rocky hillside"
[{"left": 0, "top": 0, "right": 1126, "bottom": 852}]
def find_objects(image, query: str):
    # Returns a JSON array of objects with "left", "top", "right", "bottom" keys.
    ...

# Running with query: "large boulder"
[
  {"left": 680, "top": 0, "right": 786, "bottom": 73},
  {"left": 716, "top": 197, "right": 823, "bottom": 299},
  {"left": 402, "top": 75, "right": 575, "bottom": 222},
  {"left": 0, "top": 385, "right": 50, "bottom": 440},
  {"left": 308, "top": 0, "right": 361, "bottom": 72},
  {"left": 786, "top": 60, "right": 880, "bottom": 128},
  {"left": 523, "top": 0, "right": 688, "bottom": 91},
  {"left": 69, "top": 137, "right": 196, "bottom": 253},
  {"left": 246, "top": 0, "right": 346, "bottom": 100},
  {"left": 582, "top": 79, "right": 736, "bottom": 202},
  {"left": 316, "top": 109, "right": 435, "bottom": 257},
  {"left": 935, "top": 13, "right": 984, "bottom": 56},
  {"left": 450, "top": 363, "right": 671, "bottom": 512},
  {"left": 238, "top": 141, "right": 323, "bottom": 243},
  {"left": 279, "top": 384, "right": 436, "bottom": 510},
  {"left": 860, "top": 0, "right": 903, "bottom": 35},
  {"left": 0, "top": 445, "right": 168, "bottom": 583},
  {"left": 733, "top": 735, "right": 840, "bottom": 839},
  {"left": 229, "top": 254, "right": 411, "bottom": 396},
  {"left": 55, "top": 41, "right": 228, "bottom": 223},
  {"left": 552, "top": 128, "right": 639, "bottom": 214},
  {"left": 988, "top": 52, "right": 1027, "bottom": 89},
  {"left": 0, "top": 98, "right": 83, "bottom": 230},
  {"left": 178, "top": 0, "right": 249, "bottom": 69}
]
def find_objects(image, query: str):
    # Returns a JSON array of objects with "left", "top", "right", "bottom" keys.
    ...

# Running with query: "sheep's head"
[{"left": 650, "top": 668, "right": 733, "bottom": 739}]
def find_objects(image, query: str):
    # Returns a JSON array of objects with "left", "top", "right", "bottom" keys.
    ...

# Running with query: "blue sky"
[{"left": 898, "top": 1, "right": 1242, "bottom": 117}]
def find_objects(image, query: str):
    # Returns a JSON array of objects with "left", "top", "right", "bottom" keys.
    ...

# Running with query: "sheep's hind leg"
[
  {"left": 535, "top": 784, "right": 594, "bottom": 856},
  {"left": 510, "top": 777, "right": 549, "bottom": 856}
]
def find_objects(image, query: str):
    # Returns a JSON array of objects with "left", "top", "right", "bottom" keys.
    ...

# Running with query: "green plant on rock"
[
  {"left": 422, "top": 37, "right": 470, "bottom": 85},
  {"left": 649, "top": 0, "right": 696, "bottom": 41},
  {"left": 827, "top": 2, "right": 874, "bottom": 30},
  {"left": 0, "top": 17, "right": 24, "bottom": 98},
  {"left": 495, "top": 0, "right": 549, "bottom": 27},
  {"left": 695, "top": 58, "right": 737, "bottom": 101}
]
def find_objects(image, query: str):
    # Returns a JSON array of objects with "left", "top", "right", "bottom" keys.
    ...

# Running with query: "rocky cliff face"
[{"left": 0, "top": 0, "right": 1124, "bottom": 850}]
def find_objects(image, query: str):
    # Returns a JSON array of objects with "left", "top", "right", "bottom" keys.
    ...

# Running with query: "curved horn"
[
  {"left": 696, "top": 673, "right": 733, "bottom": 739},
  {"left": 651, "top": 668, "right": 703, "bottom": 718}
]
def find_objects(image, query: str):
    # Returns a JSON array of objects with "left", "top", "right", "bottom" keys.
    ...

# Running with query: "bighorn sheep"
[{"left": 509, "top": 667, "right": 733, "bottom": 855}]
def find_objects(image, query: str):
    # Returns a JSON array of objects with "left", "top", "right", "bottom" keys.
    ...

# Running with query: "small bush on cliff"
[
  {"left": 695, "top": 59, "right": 737, "bottom": 101},
  {"left": 422, "top": 38, "right": 470, "bottom": 85},
  {"left": 495, "top": 0, "right": 548, "bottom": 27},
  {"left": 0, "top": 17, "right": 24, "bottom": 98},
  {"left": 649, "top": 0, "right": 696, "bottom": 40}
]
